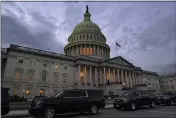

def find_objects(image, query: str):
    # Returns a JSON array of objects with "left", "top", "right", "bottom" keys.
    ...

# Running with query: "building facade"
[
  {"left": 159, "top": 73, "right": 176, "bottom": 93},
  {"left": 2, "top": 7, "right": 161, "bottom": 99}
]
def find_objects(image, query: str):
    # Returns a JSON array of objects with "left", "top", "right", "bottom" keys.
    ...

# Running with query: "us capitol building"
[{"left": 2, "top": 6, "right": 163, "bottom": 99}]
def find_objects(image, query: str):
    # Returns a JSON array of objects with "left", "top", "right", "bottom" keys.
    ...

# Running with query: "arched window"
[
  {"left": 15, "top": 68, "right": 24, "bottom": 79},
  {"left": 40, "top": 88, "right": 45, "bottom": 96}
]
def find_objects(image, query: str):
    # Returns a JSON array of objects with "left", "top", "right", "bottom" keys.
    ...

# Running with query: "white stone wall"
[
  {"left": 2, "top": 51, "right": 76, "bottom": 99},
  {"left": 159, "top": 75, "right": 176, "bottom": 93},
  {"left": 142, "top": 74, "right": 160, "bottom": 93}
]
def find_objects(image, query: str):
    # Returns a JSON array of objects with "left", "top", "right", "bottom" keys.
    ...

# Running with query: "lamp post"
[
  {"left": 23, "top": 90, "right": 25, "bottom": 98},
  {"left": 149, "top": 85, "right": 151, "bottom": 90},
  {"left": 122, "top": 83, "right": 125, "bottom": 89}
]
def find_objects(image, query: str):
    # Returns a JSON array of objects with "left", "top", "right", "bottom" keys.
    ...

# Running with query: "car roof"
[{"left": 65, "top": 89, "right": 103, "bottom": 91}]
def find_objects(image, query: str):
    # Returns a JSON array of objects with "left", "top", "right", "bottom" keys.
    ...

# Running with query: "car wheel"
[
  {"left": 44, "top": 106, "right": 55, "bottom": 118},
  {"left": 170, "top": 100, "right": 174, "bottom": 106},
  {"left": 130, "top": 102, "right": 136, "bottom": 111},
  {"left": 89, "top": 105, "right": 98, "bottom": 115},
  {"left": 150, "top": 101, "right": 155, "bottom": 108}
]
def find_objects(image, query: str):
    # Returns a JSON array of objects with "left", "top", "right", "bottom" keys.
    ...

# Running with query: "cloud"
[
  {"left": 1, "top": 2, "right": 176, "bottom": 74},
  {"left": 1, "top": 5, "right": 64, "bottom": 53}
]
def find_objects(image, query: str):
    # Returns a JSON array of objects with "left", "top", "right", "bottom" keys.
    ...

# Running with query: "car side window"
[
  {"left": 140, "top": 91, "right": 148, "bottom": 96},
  {"left": 135, "top": 91, "right": 140, "bottom": 96},
  {"left": 62, "top": 90, "right": 74, "bottom": 97},
  {"left": 74, "top": 91, "right": 87, "bottom": 97}
]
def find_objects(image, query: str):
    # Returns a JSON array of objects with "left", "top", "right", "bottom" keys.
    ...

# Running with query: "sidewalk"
[{"left": 3, "top": 104, "right": 114, "bottom": 117}]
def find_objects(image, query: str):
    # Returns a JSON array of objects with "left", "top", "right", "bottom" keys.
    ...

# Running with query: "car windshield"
[
  {"left": 121, "top": 92, "right": 130, "bottom": 97},
  {"left": 52, "top": 91, "right": 64, "bottom": 97}
]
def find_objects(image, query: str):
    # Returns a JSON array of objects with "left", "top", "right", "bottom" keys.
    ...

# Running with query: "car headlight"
[
  {"left": 164, "top": 97, "right": 169, "bottom": 99},
  {"left": 36, "top": 101, "right": 43, "bottom": 106}
]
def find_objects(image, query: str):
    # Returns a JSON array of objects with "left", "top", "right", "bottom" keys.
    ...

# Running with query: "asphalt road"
[{"left": 2, "top": 105, "right": 176, "bottom": 118}]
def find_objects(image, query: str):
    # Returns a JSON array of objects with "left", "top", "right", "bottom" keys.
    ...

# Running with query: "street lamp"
[
  {"left": 23, "top": 90, "right": 25, "bottom": 98},
  {"left": 149, "top": 85, "right": 151, "bottom": 90}
]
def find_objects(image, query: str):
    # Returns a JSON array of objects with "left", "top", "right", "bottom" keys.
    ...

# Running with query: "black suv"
[
  {"left": 157, "top": 92, "right": 176, "bottom": 106},
  {"left": 113, "top": 90, "right": 155, "bottom": 111},
  {"left": 29, "top": 89, "right": 105, "bottom": 118},
  {"left": 1, "top": 87, "right": 10, "bottom": 115}
]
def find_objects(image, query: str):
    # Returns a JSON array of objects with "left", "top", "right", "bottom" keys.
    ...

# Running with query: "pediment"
[{"left": 105, "top": 56, "right": 133, "bottom": 67}]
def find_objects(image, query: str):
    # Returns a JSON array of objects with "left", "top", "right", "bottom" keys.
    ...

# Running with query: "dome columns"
[{"left": 65, "top": 44, "right": 110, "bottom": 58}]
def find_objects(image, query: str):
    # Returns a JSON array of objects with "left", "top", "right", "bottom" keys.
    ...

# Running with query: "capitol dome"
[{"left": 64, "top": 5, "right": 110, "bottom": 58}]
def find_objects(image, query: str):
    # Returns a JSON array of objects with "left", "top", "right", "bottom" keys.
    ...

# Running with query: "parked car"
[
  {"left": 32, "top": 96, "right": 47, "bottom": 103},
  {"left": 157, "top": 92, "right": 176, "bottom": 106},
  {"left": 113, "top": 89, "right": 155, "bottom": 111},
  {"left": 146, "top": 90, "right": 158, "bottom": 104},
  {"left": 1, "top": 87, "right": 10, "bottom": 115},
  {"left": 29, "top": 89, "right": 105, "bottom": 118},
  {"left": 10, "top": 95, "right": 27, "bottom": 102}
]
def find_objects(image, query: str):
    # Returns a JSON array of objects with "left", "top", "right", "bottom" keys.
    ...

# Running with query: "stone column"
[
  {"left": 78, "top": 65, "right": 81, "bottom": 85},
  {"left": 121, "top": 70, "right": 124, "bottom": 84},
  {"left": 129, "top": 71, "right": 132, "bottom": 87},
  {"left": 125, "top": 71, "right": 128, "bottom": 87},
  {"left": 99, "top": 68, "right": 102, "bottom": 85},
  {"left": 116, "top": 70, "right": 119, "bottom": 82},
  {"left": 89, "top": 45, "right": 91, "bottom": 55},
  {"left": 94, "top": 45, "right": 96, "bottom": 55},
  {"left": 104, "top": 67, "right": 106, "bottom": 85},
  {"left": 113, "top": 68, "right": 115, "bottom": 83},
  {"left": 85, "top": 44, "right": 87, "bottom": 55},
  {"left": 76, "top": 45, "right": 78, "bottom": 55},
  {"left": 90, "top": 66, "right": 92, "bottom": 86},
  {"left": 135, "top": 74, "right": 138, "bottom": 85},
  {"left": 95, "top": 67, "right": 98, "bottom": 86},
  {"left": 81, "top": 45, "right": 83, "bottom": 55},
  {"left": 98, "top": 46, "right": 99, "bottom": 56},
  {"left": 108, "top": 68, "right": 111, "bottom": 83},
  {"left": 84, "top": 65, "right": 87, "bottom": 85},
  {"left": 102, "top": 47, "right": 104, "bottom": 57},
  {"left": 133, "top": 72, "right": 135, "bottom": 86}
]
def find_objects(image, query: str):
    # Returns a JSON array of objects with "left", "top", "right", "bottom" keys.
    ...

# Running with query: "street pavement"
[{"left": 2, "top": 105, "right": 176, "bottom": 118}]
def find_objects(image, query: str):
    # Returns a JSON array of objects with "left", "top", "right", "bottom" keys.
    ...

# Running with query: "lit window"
[
  {"left": 90, "top": 48, "right": 93, "bottom": 55},
  {"left": 40, "top": 89, "right": 45, "bottom": 96},
  {"left": 26, "top": 89, "right": 30, "bottom": 96},
  {"left": 16, "top": 72, "right": 20, "bottom": 79},
  {"left": 13, "top": 87, "right": 17, "bottom": 96},
  {"left": 87, "top": 48, "right": 89, "bottom": 54},
  {"left": 15, "top": 68, "right": 24, "bottom": 79}
]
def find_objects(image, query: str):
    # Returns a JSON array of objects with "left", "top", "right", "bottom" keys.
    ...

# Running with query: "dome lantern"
[{"left": 84, "top": 5, "right": 91, "bottom": 21}]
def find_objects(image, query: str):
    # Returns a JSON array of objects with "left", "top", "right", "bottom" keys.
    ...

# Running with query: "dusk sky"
[{"left": 1, "top": 2, "right": 176, "bottom": 75}]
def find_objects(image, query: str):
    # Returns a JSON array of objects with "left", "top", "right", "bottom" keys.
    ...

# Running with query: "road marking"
[{"left": 147, "top": 110, "right": 176, "bottom": 114}]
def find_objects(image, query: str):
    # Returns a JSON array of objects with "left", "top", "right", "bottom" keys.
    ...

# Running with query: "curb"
[
  {"left": 102, "top": 107, "right": 115, "bottom": 110},
  {"left": 2, "top": 114, "right": 31, "bottom": 118},
  {"left": 2, "top": 107, "right": 115, "bottom": 117}
]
